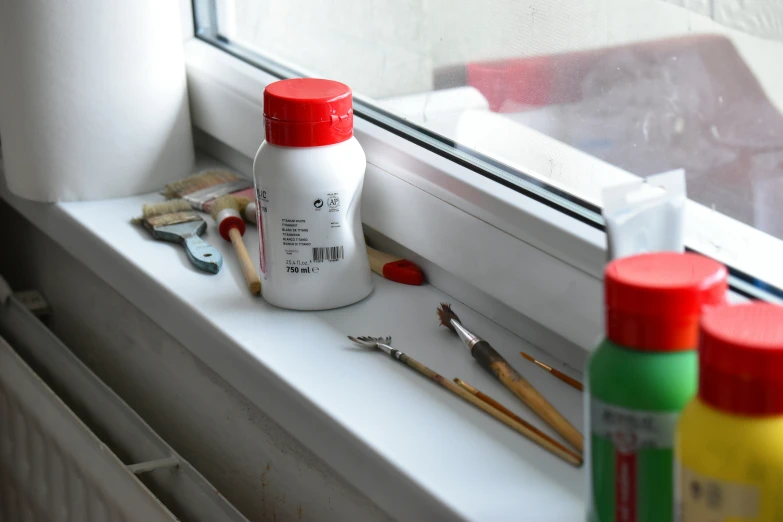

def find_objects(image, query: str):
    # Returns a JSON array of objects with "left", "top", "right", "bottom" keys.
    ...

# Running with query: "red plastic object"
[
  {"left": 217, "top": 214, "right": 245, "bottom": 242},
  {"left": 466, "top": 55, "right": 556, "bottom": 112},
  {"left": 699, "top": 303, "right": 783, "bottom": 416},
  {"left": 381, "top": 259, "right": 424, "bottom": 286},
  {"left": 604, "top": 252, "right": 728, "bottom": 351},
  {"left": 263, "top": 79, "right": 353, "bottom": 147}
]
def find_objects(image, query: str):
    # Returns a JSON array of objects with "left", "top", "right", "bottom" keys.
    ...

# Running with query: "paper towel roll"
[{"left": 0, "top": 0, "right": 194, "bottom": 201}]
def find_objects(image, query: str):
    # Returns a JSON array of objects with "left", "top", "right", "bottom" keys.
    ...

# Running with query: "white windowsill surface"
[{"left": 0, "top": 155, "right": 584, "bottom": 521}]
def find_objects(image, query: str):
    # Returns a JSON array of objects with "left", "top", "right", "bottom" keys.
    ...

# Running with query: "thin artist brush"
[
  {"left": 348, "top": 336, "right": 581, "bottom": 466},
  {"left": 454, "top": 378, "right": 582, "bottom": 466},
  {"left": 520, "top": 351, "right": 583, "bottom": 391},
  {"left": 437, "top": 303, "right": 583, "bottom": 452}
]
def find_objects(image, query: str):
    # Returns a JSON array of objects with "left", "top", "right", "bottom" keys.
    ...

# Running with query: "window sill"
[{"left": 0, "top": 157, "right": 584, "bottom": 520}]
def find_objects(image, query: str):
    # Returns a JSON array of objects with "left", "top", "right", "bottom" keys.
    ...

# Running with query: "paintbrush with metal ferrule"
[
  {"left": 136, "top": 200, "right": 223, "bottom": 274},
  {"left": 437, "top": 303, "right": 583, "bottom": 452},
  {"left": 162, "top": 169, "right": 255, "bottom": 212}
]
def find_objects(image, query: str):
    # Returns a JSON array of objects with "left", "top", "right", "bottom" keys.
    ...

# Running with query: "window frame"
[
  {"left": 185, "top": 39, "right": 609, "bottom": 349},
  {"left": 183, "top": 2, "right": 771, "bottom": 351}
]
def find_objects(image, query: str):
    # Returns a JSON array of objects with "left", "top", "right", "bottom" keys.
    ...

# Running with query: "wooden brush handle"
[
  {"left": 366, "top": 245, "right": 398, "bottom": 276},
  {"left": 397, "top": 354, "right": 581, "bottom": 466},
  {"left": 551, "top": 369, "right": 584, "bottom": 392},
  {"left": 472, "top": 341, "right": 584, "bottom": 452},
  {"left": 455, "top": 379, "right": 583, "bottom": 465},
  {"left": 228, "top": 228, "right": 262, "bottom": 296}
]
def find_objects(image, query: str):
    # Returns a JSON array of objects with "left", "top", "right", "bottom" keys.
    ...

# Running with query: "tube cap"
[
  {"left": 263, "top": 78, "right": 353, "bottom": 147},
  {"left": 699, "top": 303, "right": 783, "bottom": 416},
  {"left": 605, "top": 252, "right": 727, "bottom": 351}
]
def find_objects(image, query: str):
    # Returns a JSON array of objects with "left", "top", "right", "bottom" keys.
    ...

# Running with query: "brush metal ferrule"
[
  {"left": 450, "top": 319, "right": 481, "bottom": 352},
  {"left": 375, "top": 341, "right": 407, "bottom": 363}
]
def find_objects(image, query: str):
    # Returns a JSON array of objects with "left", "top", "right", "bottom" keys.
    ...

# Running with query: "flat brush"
[
  {"left": 348, "top": 336, "right": 581, "bottom": 467},
  {"left": 437, "top": 303, "right": 583, "bottom": 452},
  {"left": 520, "top": 351, "right": 583, "bottom": 391},
  {"left": 210, "top": 195, "right": 262, "bottom": 295},
  {"left": 137, "top": 200, "right": 222, "bottom": 274},
  {"left": 162, "top": 169, "right": 255, "bottom": 212}
]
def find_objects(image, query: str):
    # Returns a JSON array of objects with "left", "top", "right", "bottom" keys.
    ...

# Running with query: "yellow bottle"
[{"left": 675, "top": 303, "right": 783, "bottom": 522}]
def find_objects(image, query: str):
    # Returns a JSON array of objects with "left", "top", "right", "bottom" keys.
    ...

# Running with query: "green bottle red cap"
[
  {"left": 699, "top": 303, "right": 783, "bottom": 416},
  {"left": 605, "top": 252, "right": 728, "bottom": 351}
]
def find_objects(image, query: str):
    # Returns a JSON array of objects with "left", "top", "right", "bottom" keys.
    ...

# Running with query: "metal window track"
[{"left": 0, "top": 289, "right": 249, "bottom": 522}]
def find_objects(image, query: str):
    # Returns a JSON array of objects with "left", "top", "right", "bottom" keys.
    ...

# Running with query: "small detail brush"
[
  {"left": 437, "top": 303, "right": 584, "bottom": 452},
  {"left": 162, "top": 169, "right": 255, "bottom": 212},
  {"left": 239, "top": 199, "right": 425, "bottom": 286},
  {"left": 453, "top": 378, "right": 582, "bottom": 466},
  {"left": 210, "top": 195, "right": 262, "bottom": 296},
  {"left": 520, "top": 351, "right": 583, "bottom": 391},
  {"left": 137, "top": 200, "right": 222, "bottom": 274},
  {"left": 348, "top": 336, "right": 581, "bottom": 466}
]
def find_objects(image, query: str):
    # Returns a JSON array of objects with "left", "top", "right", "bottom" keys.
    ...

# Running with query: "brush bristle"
[
  {"left": 137, "top": 199, "right": 201, "bottom": 229},
  {"left": 210, "top": 195, "right": 242, "bottom": 221},
  {"left": 437, "top": 303, "right": 460, "bottom": 331},
  {"left": 161, "top": 169, "right": 241, "bottom": 198},
  {"left": 141, "top": 199, "right": 193, "bottom": 219},
  {"left": 234, "top": 196, "right": 252, "bottom": 215}
]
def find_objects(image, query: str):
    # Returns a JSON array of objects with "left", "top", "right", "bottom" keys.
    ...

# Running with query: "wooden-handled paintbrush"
[
  {"left": 437, "top": 303, "right": 584, "bottom": 452},
  {"left": 162, "top": 169, "right": 255, "bottom": 212},
  {"left": 210, "top": 195, "right": 262, "bottom": 295},
  {"left": 454, "top": 378, "right": 582, "bottom": 466},
  {"left": 349, "top": 336, "right": 581, "bottom": 466}
]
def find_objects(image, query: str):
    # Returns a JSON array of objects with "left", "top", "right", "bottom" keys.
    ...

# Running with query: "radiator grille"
[{"left": 0, "top": 338, "right": 174, "bottom": 522}]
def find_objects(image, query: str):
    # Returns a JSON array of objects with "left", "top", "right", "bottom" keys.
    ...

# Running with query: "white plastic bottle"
[{"left": 253, "top": 78, "right": 373, "bottom": 310}]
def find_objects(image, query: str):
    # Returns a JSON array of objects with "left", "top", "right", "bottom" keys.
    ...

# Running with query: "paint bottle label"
[
  {"left": 590, "top": 398, "right": 680, "bottom": 522},
  {"left": 258, "top": 187, "right": 351, "bottom": 281},
  {"left": 675, "top": 466, "right": 760, "bottom": 521}
]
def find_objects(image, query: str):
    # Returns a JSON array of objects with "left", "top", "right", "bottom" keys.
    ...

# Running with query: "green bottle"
[{"left": 587, "top": 252, "right": 727, "bottom": 522}]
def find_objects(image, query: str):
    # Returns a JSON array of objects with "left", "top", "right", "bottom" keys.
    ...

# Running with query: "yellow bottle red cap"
[{"left": 699, "top": 302, "right": 783, "bottom": 416}]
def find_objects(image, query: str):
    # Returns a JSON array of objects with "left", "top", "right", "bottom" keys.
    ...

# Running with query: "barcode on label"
[{"left": 312, "top": 246, "right": 344, "bottom": 263}]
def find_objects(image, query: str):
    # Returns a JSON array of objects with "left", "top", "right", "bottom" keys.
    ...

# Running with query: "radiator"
[{"left": 0, "top": 286, "right": 249, "bottom": 522}]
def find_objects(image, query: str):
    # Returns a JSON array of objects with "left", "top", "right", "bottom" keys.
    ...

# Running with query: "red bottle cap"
[
  {"left": 605, "top": 252, "right": 728, "bottom": 351},
  {"left": 699, "top": 303, "right": 783, "bottom": 416},
  {"left": 263, "top": 78, "right": 354, "bottom": 147}
]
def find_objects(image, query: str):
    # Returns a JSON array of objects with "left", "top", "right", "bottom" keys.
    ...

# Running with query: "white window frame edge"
[{"left": 184, "top": 39, "right": 607, "bottom": 351}]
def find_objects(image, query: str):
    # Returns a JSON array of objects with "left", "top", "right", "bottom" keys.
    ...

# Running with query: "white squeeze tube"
[{"left": 602, "top": 169, "right": 686, "bottom": 260}]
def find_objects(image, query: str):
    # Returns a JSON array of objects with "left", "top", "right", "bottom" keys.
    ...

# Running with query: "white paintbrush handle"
[{"left": 244, "top": 201, "right": 257, "bottom": 224}]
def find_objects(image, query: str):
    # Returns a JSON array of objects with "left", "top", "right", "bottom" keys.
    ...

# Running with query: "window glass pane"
[{"left": 195, "top": 0, "right": 783, "bottom": 298}]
